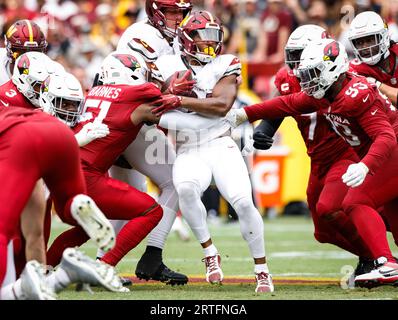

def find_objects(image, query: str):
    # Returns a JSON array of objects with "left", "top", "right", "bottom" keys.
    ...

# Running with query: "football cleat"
[
  {"left": 70, "top": 194, "right": 115, "bottom": 252},
  {"left": 21, "top": 260, "right": 57, "bottom": 300},
  {"left": 61, "top": 247, "right": 129, "bottom": 293},
  {"left": 136, "top": 259, "right": 188, "bottom": 286},
  {"left": 202, "top": 254, "right": 223, "bottom": 284},
  {"left": 355, "top": 257, "right": 398, "bottom": 288},
  {"left": 255, "top": 272, "right": 274, "bottom": 293}
]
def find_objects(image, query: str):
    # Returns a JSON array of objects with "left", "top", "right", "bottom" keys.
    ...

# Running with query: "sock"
[
  {"left": 45, "top": 267, "right": 71, "bottom": 293},
  {"left": 46, "top": 227, "right": 89, "bottom": 267},
  {"left": 203, "top": 244, "right": 218, "bottom": 257},
  {"left": 101, "top": 205, "right": 163, "bottom": 266},
  {"left": 0, "top": 279, "right": 22, "bottom": 300},
  {"left": 254, "top": 264, "right": 269, "bottom": 274}
]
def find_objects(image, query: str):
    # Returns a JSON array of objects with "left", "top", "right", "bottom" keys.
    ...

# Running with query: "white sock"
[
  {"left": 0, "top": 279, "right": 22, "bottom": 300},
  {"left": 203, "top": 244, "right": 218, "bottom": 257},
  {"left": 147, "top": 206, "right": 177, "bottom": 249},
  {"left": 45, "top": 267, "right": 71, "bottom": 293},
  {"left": 254, "top": 263, "right": 269, "bottom": 274}
]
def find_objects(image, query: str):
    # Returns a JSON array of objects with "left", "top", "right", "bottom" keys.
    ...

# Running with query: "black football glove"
[{"left": 253, "top": 132, "right": 274, "bottom": 150}]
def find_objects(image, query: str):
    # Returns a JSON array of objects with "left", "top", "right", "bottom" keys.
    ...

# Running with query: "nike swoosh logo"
[
  {"left": 371, "top": 109, "right": 378, "bottom": 115},
  {"left": 379, "top": 268, "right": 398, "bottom": 276},
  {"left": 0, "top": 100, "right": 9, "bottom": 107},
  {"left": 363, "top": 94, "right": 370, "bottom": 103}
]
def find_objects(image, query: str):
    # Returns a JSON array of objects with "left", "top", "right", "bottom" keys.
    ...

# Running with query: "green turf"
[{"left": 48, "top": 215, "right": 398, "bottom": 300}]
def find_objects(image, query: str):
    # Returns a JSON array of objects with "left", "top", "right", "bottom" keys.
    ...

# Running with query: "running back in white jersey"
[
  {"left": 155, "top": 54, "right": 241, "bottom": 148},
  {"left": 117, "top": 20, "right": 180, "bottom": 62},
  {"left": 0, "top": 48, "right": 12, "bottom": 86}
]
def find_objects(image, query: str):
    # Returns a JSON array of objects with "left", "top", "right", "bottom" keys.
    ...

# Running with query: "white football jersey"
[
  {"left": 0, "top": 48, "right": 12, "bottom": 86},
  {"left": 117, "top": 20, "right": 180, "bottom": 62},
  {"left": 156, "top": 54, "right": 241, "bottom": 147}
]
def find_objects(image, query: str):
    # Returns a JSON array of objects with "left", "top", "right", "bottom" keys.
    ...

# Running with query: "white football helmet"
[
  {"left": 101, "top": 50, "right": 150, "bottom": 86},
  {"left": 297, "top": 39, "right": 349, "bottom": 99},
  {"left": 12, "top": 52, "right": 64, "bottom": 107},
  {"left": 40, "top": 72, "right": 84, "bottom": 127},
  {"left": 285, "top": 24, "right": 329, "bottom": 74},
  {"left": 348, "top": 11, "right": 390, "bottom": 65}
]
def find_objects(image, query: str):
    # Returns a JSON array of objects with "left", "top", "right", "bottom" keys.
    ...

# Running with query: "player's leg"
[
  {"left": 124, "top": 127, "right": 187, "bottom": 284},
  {"left": 210, "top": 137, "right": 273, "bottom": 292},
  {"left": 173, "top": 147, "right": 220, "bottom": 283}
]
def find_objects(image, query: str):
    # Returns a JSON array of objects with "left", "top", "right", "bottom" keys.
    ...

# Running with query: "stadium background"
[{"left": 3, "top": 0, "right": 398, "bottom": 300}]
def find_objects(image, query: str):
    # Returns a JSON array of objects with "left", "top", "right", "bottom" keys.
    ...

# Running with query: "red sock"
[
  {"left": 46, "top": 226, "right": 89, "bottom": 267},
  {"left": 346, "top": 205, "right": 394, "bottom": 261},
  {"left": 101, "top": 205, "right": 162, "bottom": 266}
]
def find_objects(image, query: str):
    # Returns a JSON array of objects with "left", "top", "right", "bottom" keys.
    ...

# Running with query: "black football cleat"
[
  {"left": 136, "top": 262, "right": 188, "bottom": 286},
  {"left": 354, "top": 257, "right": 375, "bottom": 277},
  {"left": 120, "top": 276, "right": 132, "bottom": 286}
]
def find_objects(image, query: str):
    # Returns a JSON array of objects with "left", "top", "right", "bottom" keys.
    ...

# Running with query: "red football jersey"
[
  {"left": 0, "top": 106, "right": 48, "bottom": 134},
  {"left": 0, "top": 80, "right": 35, "bottom": 110},
  {"left": 245, "top": 73, "right": 398, "bottom": 174},
  {"left": 274, "top": 67, "right": 350, "bottom": 175},
  {"left": 74, "top": 82, "right": 161, "bottom": 173},
  {"left": 349, "top": 43, "right": 398, "bottom": 87}
]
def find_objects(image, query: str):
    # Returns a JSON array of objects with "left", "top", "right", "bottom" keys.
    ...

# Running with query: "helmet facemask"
[
  {"left": 185, "top": 27, "right": 223, "bottom": 63},
  {"left": 285, "top": 47, "right": 304, "bottom": 75},
  {"left": 350, "top": 31, "right": 389, "bottom": 65},
  {"left": 45, "top": 94, "right": 84, "bottom": 127},
  {"left": 298, "top": 63, "right": 332, "bottom": 99}
]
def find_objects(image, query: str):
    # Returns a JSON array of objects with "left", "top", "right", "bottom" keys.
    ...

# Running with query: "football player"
[
  {"left": 45, "top": 51, "right": 165, "bottom": 272},
  {"left": 0, "top": 106, "right": 118, "bottom": 298},
  {"left": 98, "top": 0, "right": 194, "bottom": 285},
  {"left": 228, "top": 38, "right": 398, "bottom": 287},
  {"left": 151, "top": 11, "right": 273, "bottom": 293},
  {"left": 252, "top": 25, "right": 374, "bottom": 276}
]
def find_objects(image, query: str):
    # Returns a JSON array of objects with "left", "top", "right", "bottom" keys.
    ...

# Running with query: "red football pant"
[
  {"left": 47, "top": 173, "right": 163, "bottom": 267},
  {"left": 342, "top": 147, "right": 398, "bottom": 261},
  {"left": 0, "top": 119, "right": 86, "bottom": 287}
]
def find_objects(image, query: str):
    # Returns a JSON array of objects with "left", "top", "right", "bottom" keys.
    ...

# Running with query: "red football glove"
[
  {"left": 151, "top": 94, "right": 182, "bottom": 116},
  {"left": 168, "top": 70, "right": 196, "bottom": 95}
]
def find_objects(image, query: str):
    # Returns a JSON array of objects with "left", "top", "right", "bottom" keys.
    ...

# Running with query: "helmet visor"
[
  {"left": 285, "top": 48, "right": 303, "bottom": 71},
  {"left": 191, "top": 28, "right": 223, "bottom": 57}
]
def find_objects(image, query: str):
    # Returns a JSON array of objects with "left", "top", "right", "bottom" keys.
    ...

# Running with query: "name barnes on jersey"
[{"left": 88, "top": 86, "right": 122, "bottom": 99}]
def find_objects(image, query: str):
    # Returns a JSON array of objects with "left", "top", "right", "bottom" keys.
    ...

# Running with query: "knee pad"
[
  {"left": 176, "top": 182, "right": 201, "bottom": 204},
  {"left": 232, "top": 197, "right": 256, "bottom": 216}
]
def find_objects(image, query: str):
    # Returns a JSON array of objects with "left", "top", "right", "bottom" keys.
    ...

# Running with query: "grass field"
[{"left": 50, "top": 215, "right": 398, "bottom": 300}]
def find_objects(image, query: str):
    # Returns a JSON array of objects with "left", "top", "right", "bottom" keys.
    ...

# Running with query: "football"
[{"left": 161, "top": 69, "right": 197, "bottom": 98}]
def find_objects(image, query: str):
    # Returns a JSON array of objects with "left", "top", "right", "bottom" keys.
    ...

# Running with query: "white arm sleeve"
[{"left": 159, "top": 110, "right": 220, "bottom": 131}]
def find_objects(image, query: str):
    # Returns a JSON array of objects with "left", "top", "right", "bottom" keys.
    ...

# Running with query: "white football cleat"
[
  {"left": 355, "top": 257, "right": 398, "bottom": 288},
  {"left": 70, "top": 194, "right": 115, "bottom": 252},
  {"left": 255, "top": 272, "right": 274, "bottom": 293},
  {"left": 202, "top": 254, "right": 224, "bottom": 284},
  {"left": 61, "top": 248, "right": 129, "bottom": 293},
  {"left": 21, "top": 261, "right": 57, "bottom": 300}
]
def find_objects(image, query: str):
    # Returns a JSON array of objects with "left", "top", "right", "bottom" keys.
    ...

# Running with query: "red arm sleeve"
[
  {"left": 357, "top": 105, "right": 397, "bottom": 173},
  {"left": 243, "top": 92, "right": 317, "bottom": 123}
]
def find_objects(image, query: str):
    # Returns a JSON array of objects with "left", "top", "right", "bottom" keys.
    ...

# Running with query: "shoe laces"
[
  {"left": 202, "top": 255, "right": 220, "bottom": 273},
  {"left": 256, "top": 272, "right": 272, "bottom": 287}
]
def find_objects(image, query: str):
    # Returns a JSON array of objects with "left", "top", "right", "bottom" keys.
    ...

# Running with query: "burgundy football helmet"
[
  {"left": 146, "top": 0, "right": 192, "bottom": 39},
  {"left": 4, "top": 19, "right": 48, "bottom": 61},
  {"left": 178, "top": 11, "right": 224, "bottom": 63}
]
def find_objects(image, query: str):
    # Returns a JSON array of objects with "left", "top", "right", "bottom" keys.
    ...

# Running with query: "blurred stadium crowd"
[{"left": 2, "top": 0, "right": 398, "bottom": 99}]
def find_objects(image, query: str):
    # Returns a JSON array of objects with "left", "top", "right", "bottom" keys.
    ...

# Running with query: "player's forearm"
[
  {"left": 254, "top": 118, "right": 283, "bottom": 137},
  {"left": 180, "top": 96, "right": 232, "bottom": 117},
  {"left": 378, "top": 83, "right": 398, "bottom": 106}
]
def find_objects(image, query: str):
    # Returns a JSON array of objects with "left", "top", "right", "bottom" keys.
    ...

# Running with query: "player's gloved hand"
[
  {"left": 225, "top": 108, "right": 248, "bottom": 128},
  {"left": 151, "top": 94, "right": 182, "bottom": 116},
  {"left": 168, "top": 70, "right": 196, "bottom": 95},
  {"left": 342, "top": 162, "right": 369, "bottom": 188},
  {"left": 253, "top": 131, "right": 274, "bottom": 150},
  {"left": 75, "top": 122, "right": 110, "bottom": 147},
  {"left": 366, "top": 77, "right": 381, "bottom": 89},
  {"left": 241, "top": 135, "right": 254, "bottom": 156}
]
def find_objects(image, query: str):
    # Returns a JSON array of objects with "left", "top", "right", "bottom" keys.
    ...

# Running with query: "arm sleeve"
[
  {"left": 254, "top": 118, "right": 283, "bottom": 137},
  {"left": 244, "top": 92, "right": 317, "bottom": 122},
  {"left": 357, "top": 106, "right": 397, "bottom": 173}
]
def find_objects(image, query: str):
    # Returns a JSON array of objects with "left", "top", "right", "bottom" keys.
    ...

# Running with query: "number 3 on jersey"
[{"left": 83, "top": 99, "right": 111, "bottom": 124}]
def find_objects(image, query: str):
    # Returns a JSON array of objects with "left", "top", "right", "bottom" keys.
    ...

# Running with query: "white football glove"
[
  {"left": 341, "top": 162, "right": 369, "bottom": 188},
  {"left": 225, "top": 108, "right": 248, "bottom": 128},
  {"left": 366, "top": 77, "right": 381, "bottom": 89},
  {"left": 75, "top": 122, "right": 110, "bottom": 147}
]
